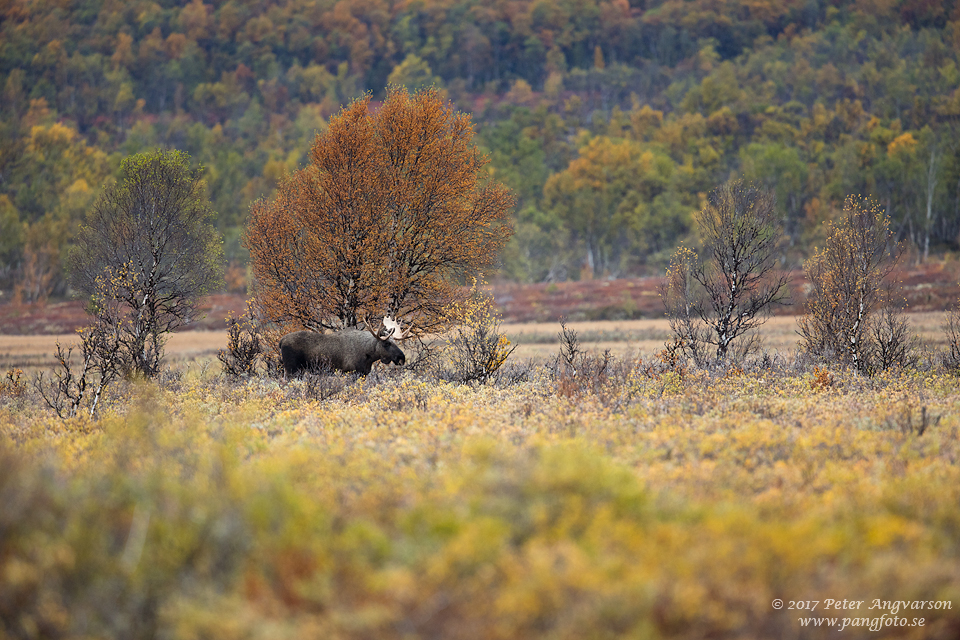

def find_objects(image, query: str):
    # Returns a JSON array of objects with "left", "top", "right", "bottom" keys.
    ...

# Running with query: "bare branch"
[{"left": 668, "top": 180, "right": 788, "bottom": 362}]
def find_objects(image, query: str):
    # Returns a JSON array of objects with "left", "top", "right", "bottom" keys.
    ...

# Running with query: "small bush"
[
  {"left": 34, "top": 315, "right": 124, "bottom": 419},
  {"left": 871, "top": 303, "right": 919, "bottom": 372},
  {"left": 0, "top": 368, "right": 26, "bottom": 399},
  {"left": 557, "top": 349, "right": 612, "bottom": 398},
  {"left": 809, "top": 366, "right": 834, "bottom": 391},
  {"left": 401, "top": 337, "right": 445, "bottom": 376},
  {"left": 945, "top": 302, "right": 960, "bottom": 372},
  {"left": 217, "top": 304, "right": 264, "bottom": 378},
  {"left": 490, "top": 359, "right": 537, "bottom": 387},
  {"left": 445, "top": 282, "right": 516, "bottom": 384},
  {"left": 884, "top": 404, "right": 940, "bottom": 436},
  {"left": 556, "top": 317, "right": 583, "bottom": 372},
  {"left": 302, "top": 370, "right": 352, "bottom": 401}
]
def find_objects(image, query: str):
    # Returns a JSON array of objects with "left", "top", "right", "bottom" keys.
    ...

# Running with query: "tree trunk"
[{"left": 923, "top": 147, "right": 939, "bottom": 262}]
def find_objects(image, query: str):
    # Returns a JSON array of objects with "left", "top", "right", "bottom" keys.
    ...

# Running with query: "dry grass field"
[
  {"left": 504, "top": 312, "right": 955, "bottom": 359},
  {"left": 2, "top": 312, "right": 954, "bottom": 372},
  {"left": 0, "top": 330, "right": 229, "bottom": 372}
]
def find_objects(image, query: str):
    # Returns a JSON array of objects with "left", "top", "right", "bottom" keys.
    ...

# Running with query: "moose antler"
[
  {"left": 382, "top": 316, "right": 410, "bottom": 341},
  {"left": 360, "top": 314, "right": 384, "bottom": 340},
  {"left": 360, "top": 315, "right": 411, "bottom": 341}
]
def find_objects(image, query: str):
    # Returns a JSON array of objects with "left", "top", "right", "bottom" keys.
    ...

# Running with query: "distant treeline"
[{"left": 2, "top": 0, "right": 960, "bottom": 298}]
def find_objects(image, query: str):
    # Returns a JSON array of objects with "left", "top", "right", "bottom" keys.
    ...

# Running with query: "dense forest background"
[{"left": 2, "top": 0, "right": 960, "bottom": 300}]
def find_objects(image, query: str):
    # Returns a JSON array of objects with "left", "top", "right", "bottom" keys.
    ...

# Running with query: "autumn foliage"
[
  {"left": 245, "top": 86, "right": 514, "bottom": 335},
  {"left": 799, "top": 196, "right": 902, "bottom": 371},
  {"left": 5, "top": 2, "right": 960, "bottom": 291}
]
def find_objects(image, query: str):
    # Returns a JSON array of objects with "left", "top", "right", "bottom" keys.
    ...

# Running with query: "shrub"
[
  {"left": 217, "top": 304, "right": 264, "bottom": 378},
  {"left": 945, "top": 301, "right": 960, "bottom": 372},
  {"left": 445, "top": 282, "right": 516, "bottom": 384},
  {"left": 556, "top": 316, "right": 584, "bottom": 372},
  {"left": 34, "top": 296, "right": 124, "bottom": 419},
  {"left": 870, "top": 303, "right": 918, "bottom": 371},
  {"left": 0, "top": 368, "right": 25, "bottom": 399},
  {"left": 659, "top": 247, "right": 709, "bottom": 368}
]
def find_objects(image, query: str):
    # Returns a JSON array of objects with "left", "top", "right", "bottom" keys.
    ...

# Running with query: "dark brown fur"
[{"left": 279, "top": 329, "right": 405, "bottom": 376}]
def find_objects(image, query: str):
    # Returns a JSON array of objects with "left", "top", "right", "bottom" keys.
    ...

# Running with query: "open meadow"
[
  {"left": 2, "top": 311, "right": 956, "bottom": 371},
  {"left": 2, "top": 314, "right": 960, "bottom": 639}
]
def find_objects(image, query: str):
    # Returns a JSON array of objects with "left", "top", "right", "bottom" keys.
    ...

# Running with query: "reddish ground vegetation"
[
  {"left": 0, "top": 294, "right": 249, "bottom": 336},
  {"left": 1, "top": 262, "right": 958, "bottom": 335},
  {"left": 896, "top": 261, "right": 960, "bottom": 310},
  {"left": 490, "top": 260, "right": 960, "bottom": 323}
]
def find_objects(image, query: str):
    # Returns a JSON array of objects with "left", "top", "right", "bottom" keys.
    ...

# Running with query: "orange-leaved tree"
[{"left": 245, "top": 86, "right": 514, "bottom": 336}]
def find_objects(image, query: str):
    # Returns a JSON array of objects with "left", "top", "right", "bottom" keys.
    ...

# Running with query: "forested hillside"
[{"left": 2, "top": 0, "right": 959, "bottom": 299}]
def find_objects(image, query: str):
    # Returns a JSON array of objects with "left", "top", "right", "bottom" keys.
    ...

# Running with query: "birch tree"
[
  {"left": 69, "top": 149, "right": 224, "bottom": 377},
  {"left": 798, "top": 196, "right": 901, "bottom": 371}
]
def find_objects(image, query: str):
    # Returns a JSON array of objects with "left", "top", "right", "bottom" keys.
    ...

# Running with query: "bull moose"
[{"left": 279, "top": 316, "right": 410, "bottom": 376}]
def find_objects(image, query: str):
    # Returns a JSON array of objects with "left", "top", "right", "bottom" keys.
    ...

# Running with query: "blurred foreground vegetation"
[{"left": 3, "top": 356, "right": 960, "bottom": 638}]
